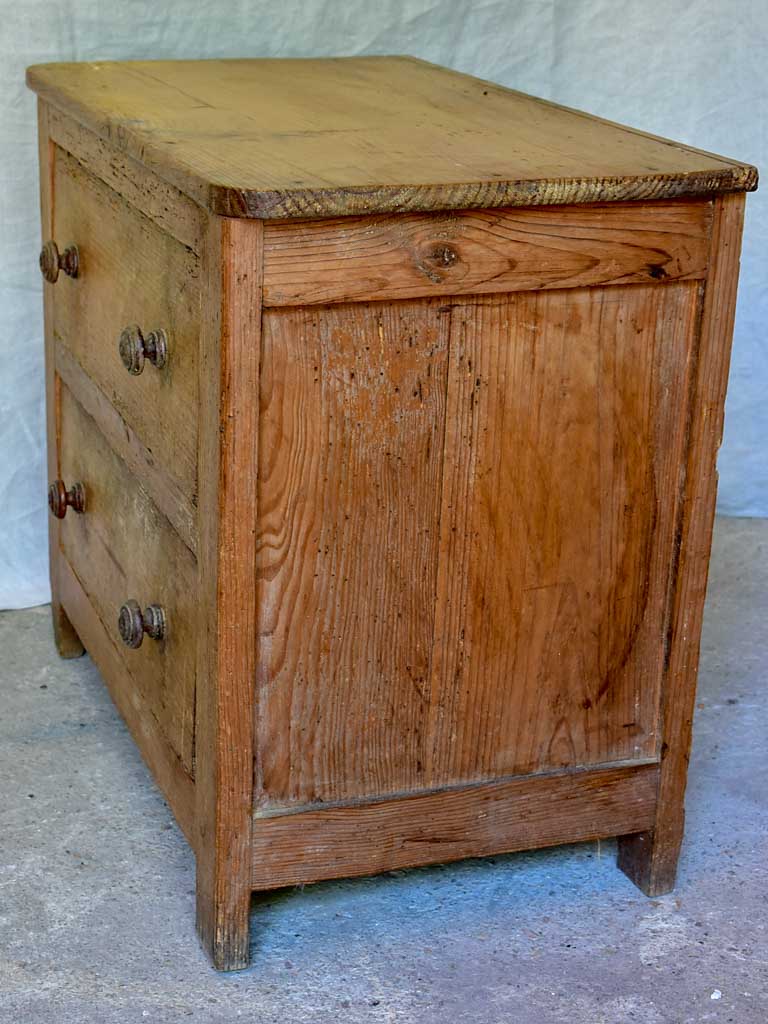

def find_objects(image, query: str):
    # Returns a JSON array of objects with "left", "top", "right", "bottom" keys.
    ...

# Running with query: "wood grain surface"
[
  {"left": 39, "top": 101, "right": 84, "bottom": 658},
  {"left": 427, "top": 282, "right": 698, "bottom": 787},
  {"left": 27, "top": 58, "right": 756, "bottom": 220},
  {"left": 52, "top": 146, "right": 201, "bottom": 505},
  {"left": 262, "top": 200, "right": 712, "bottom": 306},
  {"left": 55, "top": 343, "right": 197, "bottom": 555},
  {"left": 255, "top": 299, "right": 451, "bottom": 807},
  {"left": 58, "top": 556, "right": 196, "bottom": 847},
  {"left": 194, "top": 217, "right": 262, "bottom": 971},
  {"left": 32, "top": 63, "right": 755, "bottom": 968},
  {"left": 251, "top": 761, "right": 659, "bottom": 889},
  {"left": 618, "top": 193, "right": 747, "bottom": 895},
  {"left": 255, "top": 279, "right": 697, "bottom": 809},
  {"left": 47, "top": 105, "right": 204, "bottom": 252},
  {"left": 59, "top": 384, "right": 198, "bottom": 772}
]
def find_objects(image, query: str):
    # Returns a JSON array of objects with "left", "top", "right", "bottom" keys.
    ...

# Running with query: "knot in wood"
[{"left": 428, "top": 243, "right": 459, "bottom": 267}]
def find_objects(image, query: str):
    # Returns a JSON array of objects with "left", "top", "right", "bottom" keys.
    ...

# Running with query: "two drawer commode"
[{"left": 27, "top": 57, "right": 757, "bottom": 970}]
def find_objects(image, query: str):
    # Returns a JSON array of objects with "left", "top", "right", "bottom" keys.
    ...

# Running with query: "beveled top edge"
[
  {"left": 210, "top": 166, "right": 758, "bottom": 220},
  {"left": 27, "top": 57, "right": 758, "bottom": 221}
]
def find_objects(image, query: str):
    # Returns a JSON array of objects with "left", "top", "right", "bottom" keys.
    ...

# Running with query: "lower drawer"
[{"left": 58, "top": 381, "right": 197, "bottom": 773}]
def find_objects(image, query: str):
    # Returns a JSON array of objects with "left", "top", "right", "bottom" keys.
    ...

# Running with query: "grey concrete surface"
[{"left": 1, "top": 516, "right": 766, "bottom": 1023}]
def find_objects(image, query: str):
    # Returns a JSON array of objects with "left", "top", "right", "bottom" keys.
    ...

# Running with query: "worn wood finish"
[
  {"left": 617, "top": 193, "right": 747, "bottom": 895},
  {"left": 58, "top": 384, "right": 198, "bottom": 771},
  {"left": 55, "top": 343, "right": 197, "bottom": 554},
  {"left": 57, "top": 556, "right": 196, "bottom": 846},
  {"left": 31, "top": 58, "right": 754, "bottom": 971},
  {"left": 256, "top": 300, "right": 451, "bottom": 807},
  {"left": 251, "top": 762, "right": 659, "bottom": 890},
  {"left": 47, "top": 105, "right": 204, "bottom": 252},
  {"left": 38, "top": 101, "right": 84, "bottom": 658},
  {"left": 27, "top": 58, "right": 756, "bottom": 220},
  {"left": 257, "top": 279, "right": 698, "bottom": 808},
  {"left": 52, "top": 147, "right": 201, "bottom": 503},
  {"left": 262, "top": 201, "right": 712, "bottom": 306},
  {"left": 194, "top": 217, "right": 262, "bottom": 971},
  {"left": 427, "top": 282, "right": 698, "bottom": 787}
]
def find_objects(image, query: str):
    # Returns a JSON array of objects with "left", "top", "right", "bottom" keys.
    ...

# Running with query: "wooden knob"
[
  {"left": 39, "top": 240, "right": 79, "bottom": 283},
  {"left": 118, "top": 600, "right": 166, "bottom": 649},
  {"left": 118, "top": 325, "right": 168, "bottom": 375},
  {"left": 48, "top": 479, "right": 86, "bottom": 519}
]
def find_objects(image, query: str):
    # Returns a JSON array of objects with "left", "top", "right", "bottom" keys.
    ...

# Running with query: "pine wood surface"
[
  {"left": 251, "top": 762, "right": 659, "bottom": 890},
  {"left": 31, "top": 61, "right": 755, "bottom": 969},
  {"left": 255, "top": 281, "right": 698, "bottom": 808},
  {"left": 52, "top": 146, "right": 201, "bottom": 505},
  {"left": 57, "top": 556, "right": 197, "bottom": 847},
  {"left": 27, "top": 58, "right": 756, "bottom": 220},
  {"left": 617, "top": 192, "right": 747, "bottom": 895},
  {"left": 39, "top": 100, "right": 85, "bottom": 659},
  {"left": 55, "top": 343, "right": 197, "bottom": 555},
  {"left": 256, "top": 298, "right": 451, "bottom": 807},
  {"left": 427, "top": 282, "right": 698, "bottom": 786},
  {"left": 194, "top": 217, "right": 262, "bottom": 970},
  {"left": 262, "top": 200, "right": 712, "bottom": 306},
  {"left": 59, "top": 384, "right": 198, "bottom": 772},
  {"left": 47, "top": 105, "right": 204, "bottom": 252}
]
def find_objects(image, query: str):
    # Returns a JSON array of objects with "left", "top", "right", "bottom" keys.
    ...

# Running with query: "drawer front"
[
  {"left": 58, "top": 382, "right": 197, "bottom": 773},
  {"left": 51, "top": 146, "right": 200, "bottom": 505}
]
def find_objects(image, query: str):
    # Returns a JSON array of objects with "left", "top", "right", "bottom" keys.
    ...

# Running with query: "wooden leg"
[
  {"left": 51, "top": 598, "right": 85, "bottom": 659},
  {"left": 617, "top": 829, "right": 680, "bottom": 897},
  {"left": 195, "top": 861, "right": 252, "bottom": 971},
  {"left": 617, "top": 198, "right": 747, "bottom": 904},
  {"left": 193, "top": 217, "right": 261, "bottom": 972}
]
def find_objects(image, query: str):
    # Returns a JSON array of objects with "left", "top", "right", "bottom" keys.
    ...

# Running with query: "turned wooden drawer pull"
[
  {"left": 118, "top": 600, "right": 167, "bottom": 648},
  {"left": 39, "top": 240, "right": 79, "bottom": 283},
  {"left": 118, "top": 324, "right": 169, "bottom": 375},
  {"left": 47, "top": 479, "right": 85, "bottom": 519}
]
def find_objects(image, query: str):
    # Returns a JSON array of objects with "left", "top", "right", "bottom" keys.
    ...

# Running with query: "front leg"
[
  {"left": 194, "top": 215, "right": 261, "bottom": 970},
  {"left": 196, "top": 851, "right": 252, "bottom": 971}
]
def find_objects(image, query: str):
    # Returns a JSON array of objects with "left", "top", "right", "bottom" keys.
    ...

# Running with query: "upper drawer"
[{"left": 51, "top": 146, "right": 200, "bottom": 504}]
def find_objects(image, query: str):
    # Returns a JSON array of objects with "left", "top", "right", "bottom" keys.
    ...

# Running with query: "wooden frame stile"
[
  {"left": 38, "top": 98, "right": 84, "bottom": 659},
  {"left": 195, "top": 214, "right": 263, "bottom": 970},
  {"left": 617, "top": 192, "right": 746, "bottom": 894}
]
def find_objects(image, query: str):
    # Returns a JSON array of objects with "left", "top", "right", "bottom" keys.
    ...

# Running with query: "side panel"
[
  {"left": 427, "top": 283, "right": 698, "bottom": 785},
  {"left": 256, "top": 282, "right": 699, "bottom": 809},
  {"left": 256, "top": 300, "right": 451, "bottom": 806}
]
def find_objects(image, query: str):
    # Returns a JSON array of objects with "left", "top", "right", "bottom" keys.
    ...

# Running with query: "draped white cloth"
[{"left": 1, "top": 0, "right": 764, "bottom": 608}]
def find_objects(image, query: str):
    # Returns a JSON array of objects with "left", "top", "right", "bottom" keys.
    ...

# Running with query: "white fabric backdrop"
[{"left": 1, "top": 0, "right": 765, "bottom": 609}]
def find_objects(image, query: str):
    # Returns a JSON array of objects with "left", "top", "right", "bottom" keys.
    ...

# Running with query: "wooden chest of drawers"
[{"left": 27, "top": 57, "right": 756, "bottom": 970}]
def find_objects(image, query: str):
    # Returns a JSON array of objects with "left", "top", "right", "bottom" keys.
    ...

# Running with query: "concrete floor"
[{"left": 0, "top": 517, "right": 766, "bottom": 1023}]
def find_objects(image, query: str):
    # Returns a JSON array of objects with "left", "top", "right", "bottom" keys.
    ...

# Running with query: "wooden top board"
[{"left": 27, "top": 57, "right": 757, "bottom": 221}]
